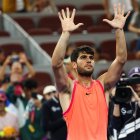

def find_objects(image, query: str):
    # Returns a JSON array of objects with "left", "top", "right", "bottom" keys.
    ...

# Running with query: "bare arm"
[
  {"left": 103, "top": 0, "right": 111, "bottom": 18},
  {"left": 19, "top": 53, "right": 36, "bottom": 78},
  {"left": 113, "top": 104, "right": 120, "bottom": 117},
  {"left": 131, "top": 0, "right": 139, "bottom": 12},
  {"left": 129, "top": 23, "right": 140, "bottom": 34},
  {"left": 52, "top": 8, "right": 83, "bottom": 93},
  {"left": 98, "top": 4, "right": 130, "bottom": 91},
  {"left": 0, "top": 56, "right": 11, "bottom": 81}
]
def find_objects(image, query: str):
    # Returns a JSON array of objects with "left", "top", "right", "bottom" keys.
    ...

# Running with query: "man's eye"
[
  {"left": 89, "top": 56, "right": 94, "bottom": 60},
  {"left": 80, "top": 56, "right": 87, "bottom": 59}
]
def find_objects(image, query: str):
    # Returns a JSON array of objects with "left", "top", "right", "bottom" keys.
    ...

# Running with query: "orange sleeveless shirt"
[{"left": 63, "top": 80, "right": 108, "bottom": 140}]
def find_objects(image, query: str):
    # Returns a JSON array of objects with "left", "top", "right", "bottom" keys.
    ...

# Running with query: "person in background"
[
  {"left": 2, "top": 0, "right": 31, "bottom": 13},
  {"left": 0, "top": 48, "right": 6, "bottom": 66},
  {"left": 30, "top": 0, "right": 57, "bottom": 14},
  {"left": 43, "top": 85, "right": 56, "bottom": 101},
  {"left": 128, "top": 2, "right": 140, "bottom": 59},
  {"left": 109, "top": 67, "right": 140, "bottom": 140},
  {"left": 21, "top": 92, "right": 45, "bottom": 140},
  {"left": 16, "top": 0, "right": 31, "bottom": 12},
  {"left": 0, "top": 52, "right": 36, "bottom": 83},
  {"left": 0, "top": 90, "right": 19, "bottom": 140},
  {"left": 41, "top": 85, "right": 67, "bottom": 140},
  {"left": 51, "top": 4, "right": 129, "bottom": 140}
]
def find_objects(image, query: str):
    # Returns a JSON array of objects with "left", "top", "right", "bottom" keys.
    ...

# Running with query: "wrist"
[
  {"left": 115, "top": 28, "right": 123, "bottom": 31},
  {"left": 61, "top": 31, "right": 71, "bottom": 41},
  {"left": 62, "top": 31, "right": 71, "bottom": 35}
]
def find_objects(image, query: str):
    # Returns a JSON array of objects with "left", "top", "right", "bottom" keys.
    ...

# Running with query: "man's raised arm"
[
  {"left": 51, "top": 8, "right": 83, "bottom": 92},
  {"left": 98, "top": 4, "right": 130, "bottom": 90}
]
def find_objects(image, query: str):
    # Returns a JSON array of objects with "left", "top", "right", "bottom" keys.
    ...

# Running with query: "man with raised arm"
[{"left": 52, "top": 4, "right": 130, "bottom": 140}]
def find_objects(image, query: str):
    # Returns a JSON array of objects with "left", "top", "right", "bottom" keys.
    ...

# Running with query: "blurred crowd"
[
  {"left": 2, "top": 0, "right": 57, "bottom": 14},
  {"left": 0, "top": 50, "right": 67, "bottom": 140}
]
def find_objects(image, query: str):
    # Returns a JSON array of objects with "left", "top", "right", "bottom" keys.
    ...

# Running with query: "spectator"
[
  {"left": 51, "top": 4, "right": 129, "bottom": 140},
  {"left": 109, "top": 67, "right": 140, "bottom": 140},
  {"left": 21, "top": 92, "right": 45, "bottom": 140},
  {"left": 41, "top": 85, "right": 67, "bottom": 140},
  {"left": 0, "top": 52, "right": 36, "bottom": 82},
  {"left": 30, "top": 0, "right": 57, "bottom": 14},
  {"left": 2, "top": 0, "right": 31, "bottom": 13},
  {"left": 0, "top": 90, "right": 19, "bottom": 140},
  {"left": 16, "top": 0, "right": 31, "bottom": 12},
  {"left": 43, "top": 85, "right": 56, "bottom": 101},
  {"left": 103, "top": 0, "right": 139, "bottom": 31},
  {"left": 128, "top": 3, "right": 140, "bottom": 59},
  {"left": 0, "top": 48, "right": 6, "bottom": 66}
]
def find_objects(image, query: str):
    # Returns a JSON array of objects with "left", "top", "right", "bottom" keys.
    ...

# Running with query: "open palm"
[
  {"left": 103, "top": 4, "right": 130, "bottom": 29},
  {"left": 58, "top": 8, "right": 83, "bottom": 32}
]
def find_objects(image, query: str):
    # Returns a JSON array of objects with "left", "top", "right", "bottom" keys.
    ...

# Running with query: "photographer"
[
  {"left": 0, "top": 53, "right": 36, "bottom": 82},
  {"left": 109, "top": 67, "right": 140, "bottom": 140}
]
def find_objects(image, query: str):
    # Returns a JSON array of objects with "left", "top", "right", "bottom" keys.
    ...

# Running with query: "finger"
[
  {"left": 62, "top": 9, "right": 66, "bottom": 19},
  {"left": 58, "top": 12, "right": 63, "bottom": 22},
  {"left": 113, "top": 4, "right": 117, "bottom": 17},
  {"left": 71, "top": 9, "right": 76, "bottom": 20},
  {"left": 127, "top": 86, "right": 139, "bottom": 98},
  {"left": 75, "top": 23, "right": 84, "bottom": 29},
  {"left": 117, "top": 3, "right": 121, "bottom": 15},
  {"left": 103, "top": 19, "right": 112, "bottom": 25},
  {"left": 125, "top": 11, "right": 131, "bottom": 19},
  {"left": 66, "top": 7, "right": 70, "bottom": 18},
  {"left": 121, "top": 5, "right": 125, "bottom": 16}
]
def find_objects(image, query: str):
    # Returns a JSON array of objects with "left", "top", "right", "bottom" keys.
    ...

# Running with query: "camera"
[
  {"left": 114, "top": 77, "right": 140, "bottom": 103},
  {"left": 11, "top": 55, "right": 19, "bottom": 63}
]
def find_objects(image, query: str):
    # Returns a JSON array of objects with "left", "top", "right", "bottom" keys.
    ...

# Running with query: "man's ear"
[{"left": 71, "top": 62, "right": 77, "bottom": 69}]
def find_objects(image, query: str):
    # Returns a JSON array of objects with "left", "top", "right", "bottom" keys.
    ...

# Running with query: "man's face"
[
  {"left": 132, "top": 84, "right": 140, "bottom": 97},
  {"left": 74, "top": 52, "right": 94, "bottom": 77}
]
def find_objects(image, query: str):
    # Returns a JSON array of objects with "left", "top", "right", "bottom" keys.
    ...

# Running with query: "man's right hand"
[{"left": 58, "top": 8, "right": 84, "bottom": 32}]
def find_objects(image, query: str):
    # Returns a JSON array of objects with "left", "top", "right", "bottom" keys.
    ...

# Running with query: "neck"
[{"left": 77, "top": 75, "right": 93, "bottom": 88}]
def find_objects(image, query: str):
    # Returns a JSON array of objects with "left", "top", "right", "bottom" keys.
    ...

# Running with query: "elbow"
[
  {"left": 51, "top": 59, "right": 63, "bottom": 69},
  {"left": 116, "top": 54, "right": 127, "bottom": 64}
]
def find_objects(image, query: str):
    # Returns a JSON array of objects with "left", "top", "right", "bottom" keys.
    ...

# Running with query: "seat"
[
  {"left": 99, "top": 39, "right": 116, "bottom": 61},
  {"left": 13, "top": 17, "right": 35, "bottom": 31},
  {"left": 40, "top": 42, "right": 56, "bottom": 57},
  {"left": 28, "top": 28, "right": 53, "bottom": 36},
  {"left": 57, "top": 27, "right": 83, "bottom": 34},
  {"left": 32, "top": 71, "right": 54, "bottom": 94},
  {"left": 128, "top": 52, "right": 136, "bottom": 60},
  {"left": 38, "top": 16, "right": 61, "bottom": 32},
  {"left": 75, "top": 41, "right": 95, "bottom": 47},
  {"left": 96, "top": 14, "right": 109, "bottom": 26},
  {"left": 80, "top": 3, "right": 104, "bottom": 11},
  {"left": 0, "top": 30, "right": 10, "bottom": 37},
  {"left": 57, "top": 4, "right": 77, "bottom": 11},
  {"left": 87, "top": 25, "right": 112, "bottom": 33},
  {"left": 74, "top": 15, "right": 94, "bottom": 31},
  {"left": 0, "top": 43, "right": 24, "bottom": 57}
]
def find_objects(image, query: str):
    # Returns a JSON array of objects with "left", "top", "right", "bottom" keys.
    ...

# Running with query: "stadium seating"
[
  {"left": 13, "top": 17, "right": 35, "bottom": 31},
  {"left": 32, "top": 71, "right": 54, "bottom": 94},
  {"left": 0, "top": 43, "right": 24, "bottom": 57},
  {"left": 80, "top": 3, "right": 104, "bottom": 11},
  {"left": 40, "top": 42, "right": 56, "bottom": 57},
  {"left": 0, "top": 30, "right": 10, "bottom": 37}
]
